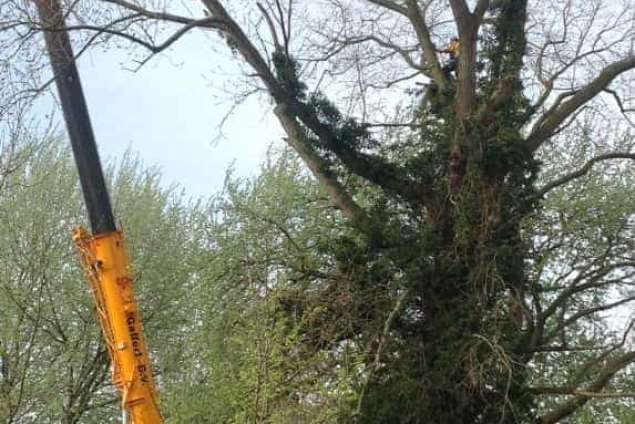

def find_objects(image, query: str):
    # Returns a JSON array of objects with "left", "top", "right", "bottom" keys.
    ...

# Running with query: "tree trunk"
[{"left": 358, "top": 126, "right": 536, "bottom": 422}]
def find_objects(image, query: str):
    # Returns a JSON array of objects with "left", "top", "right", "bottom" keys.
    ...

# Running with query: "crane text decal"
[{"left": 126, "top": 312, "right": 150, "bottom": 383}]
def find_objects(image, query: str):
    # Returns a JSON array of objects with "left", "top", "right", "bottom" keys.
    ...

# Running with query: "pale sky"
[{"left": 63, "top": 29, "right": 281, "bottom": 199}]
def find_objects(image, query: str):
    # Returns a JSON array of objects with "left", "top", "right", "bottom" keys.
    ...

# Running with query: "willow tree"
[{"left": 4, "top": 0, "right": 635, "bottom": 422}]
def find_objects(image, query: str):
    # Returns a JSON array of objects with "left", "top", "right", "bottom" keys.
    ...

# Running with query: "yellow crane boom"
[
  {"left": 74, "top": 229, "right": 163, "bottom": 423},
  {"left": 35, "top": 1, "right": 163, "bottom": 422}
]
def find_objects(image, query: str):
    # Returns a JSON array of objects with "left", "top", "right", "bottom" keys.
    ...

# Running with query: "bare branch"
[
  {"left": 64, "top": 16, "right": 220, "bottom": 54},
  {"left": 536, "top": 152, "right": 635, "bottom": 197},
  {"left": 545, "top": 295, "right": 635, "bottom": 343},
  {"left": 326, "top": 34, "right": 423, "bottom": 71},
  {"left": 201, "top": 0, "right": 282, "bottom": 95},
  {"left": 101, "top": 0, "right": 197, "bottom": 25},
  {"left": 604, "top": 88, "right": 635, "bottom": 126},
  {"left": 539, "top": 350, "right": 635, "bottom": 424},
  {"left": 366, "top": 0, "right": 407, "bottom": 16},
  {"left": 528, "top": 55, "right": 635, "bottom": 150},
  {"left": 256, "top": 2, "right": 282, "bottom": 50},
  {"left": 474, "top": 0, "right": 490, "bottom": 24},
  {"left": 531, "top": 387, "right": 635, "bottom": 398},
  {"left": 363, "top": 1, "right": 447, "bottom": 86}
]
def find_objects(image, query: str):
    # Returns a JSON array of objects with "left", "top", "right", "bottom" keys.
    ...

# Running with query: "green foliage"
[
  {"left": 272, "top": 50, "right": 307, "bottom": 100},
  {"left": 1, "top": 131, "right": 633, "bottom": 423},
  {"left": 157, "top": 147, "right": 366, "bottom": 423},
  {"left": 0, "top": 139, "right": 202, "bottom": 423},
  {"left": 484, "top": 0, "right": 528, "bottom": 81},
  {"left": 525, "top": 140, "right": 635, "bottom": 422},
  {"left": 305, "top": 92, "right": 377, "bottom": 152}
]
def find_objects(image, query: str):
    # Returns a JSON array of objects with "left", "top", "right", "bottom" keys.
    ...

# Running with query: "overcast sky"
[{"left": 63, "top": 29, "right": 281, "bottom": 199}]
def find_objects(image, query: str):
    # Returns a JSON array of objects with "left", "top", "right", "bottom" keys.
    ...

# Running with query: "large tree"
[{"left": 3, "top": 0, "right": 635, "bottom": 422}]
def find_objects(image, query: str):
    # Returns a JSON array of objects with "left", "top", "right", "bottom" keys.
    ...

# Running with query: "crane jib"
[
  {"left": 36, "top": 0, "right": 116, "bottom": 235},
  {"left": 35, "top": 1, "right": 164, "bottom": 423}
]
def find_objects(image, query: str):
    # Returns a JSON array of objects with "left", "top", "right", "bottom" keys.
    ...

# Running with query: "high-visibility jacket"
[{"left": 447, "top": 40, "right": 460, "bottom": 58}]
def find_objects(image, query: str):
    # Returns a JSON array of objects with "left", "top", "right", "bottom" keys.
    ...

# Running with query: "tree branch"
[
  {"left": 531, "top": 387, "right": 635, "bottom": 398},
  {"left": 256, "top": 2, "right": 282, "bottom": 50},
  {"left": 477, "top": 75, "right": 517, "bottom": 122},
  {"left": 545, "top": 295, "right": 635, "bottom": 343},
  {"left": 274, "top": 103, "right": 366, "bottom": 222},
  {"left": 292, "top": 100, "right": 427, "bottom": 205},
  {"left": 447, "top": 0, "right": 480, "bottom": 118},
  {"left": 536, "top": 152, "right": 635, "bottom": 197},
  {"left": 604, "top": 88, "right": 635, "bottom": 126},
  {"left": 404, "top": 0, "right": 447, "bottom": 87},
  {"left": 365, "top": 0, "right": 447, "bottom": 86},
  {"left": 197, "top": 1, "right": 424, "bottom": 217},
  {"left": 539, "top": 350, "right": 635, "bottom": 424},
  {"left": 473, "top": 0, "right": 490, "bottom": 24},
  {"left": 201, "top": 0, "right": 282, "bottom": 96},
  {"left": 529, "top": 258, "right": 634, "bottom": 353},
  {"left": 528, "top": 55, "right": 635, "bottom": 150},
  {"left": 101, "top": 0, "right": 197, "bottom": 25},
  {"left": 366, "top": 0, "right": 407, "bottom": 15},
  {"left": 448, "top": 0, "right": 471, "bottom": 26},
  {"left": 61, "top": 16, "right": 221, "bottom": 54},
  {"left": 329, "top": 34, "right": 423, "bottom": 71},
  {"left": 199, "top": 1, "right": 426, "bottom": 206}
]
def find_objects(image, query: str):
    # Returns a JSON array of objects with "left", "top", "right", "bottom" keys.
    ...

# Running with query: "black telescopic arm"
[{"left": 35, "top": 0, "right": 116, "bottom": 235}]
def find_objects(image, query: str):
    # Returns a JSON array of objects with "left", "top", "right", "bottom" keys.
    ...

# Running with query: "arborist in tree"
[
  {"left": 440, "top": 36, "right": 460, "bottom": 79},
  {"left": 419, "top": 37, "right": 460, "bottom": 116}
]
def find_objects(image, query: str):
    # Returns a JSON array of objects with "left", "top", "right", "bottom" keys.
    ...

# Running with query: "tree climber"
[
  {"left": 419, "top": 37, "right": 460, "bottom": 116},
  {"left": 440, "top": 36, "right": 460, "bottom": 79}
]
